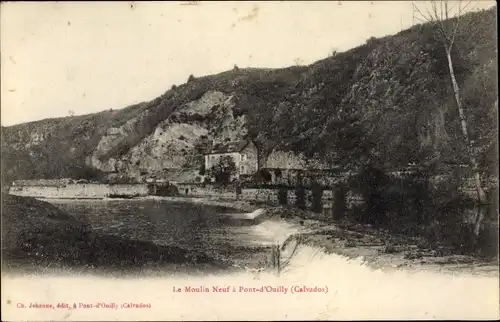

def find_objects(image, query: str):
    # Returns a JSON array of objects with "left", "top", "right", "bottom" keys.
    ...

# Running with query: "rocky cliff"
[{"left": 1, "top": 8, "right": 497, "bottom": 184}]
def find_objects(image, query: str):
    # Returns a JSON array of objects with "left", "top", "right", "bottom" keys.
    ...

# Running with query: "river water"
[
  {"left": 3, "top": 198, "right": 498, "bottom": 320},
  {"left": 47, "top": 198, "right": 302, "bottom": 270}
]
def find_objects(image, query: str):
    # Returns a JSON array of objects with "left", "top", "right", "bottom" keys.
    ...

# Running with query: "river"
[
  {"left": 2, "top": 198, "right": 498, "bottom": 320},
  {"left": 47, "top": 198, "right": 302, "bottom": 272}
]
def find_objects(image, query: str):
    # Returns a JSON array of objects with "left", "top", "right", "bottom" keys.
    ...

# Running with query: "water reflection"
[{"left": 48, "top": 199, "right": 273, "bottom": 270}]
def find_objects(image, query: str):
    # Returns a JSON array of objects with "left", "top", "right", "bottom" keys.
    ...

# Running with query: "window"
[{"left": 240, "top": 166, "right": 245, "bottom": 172}]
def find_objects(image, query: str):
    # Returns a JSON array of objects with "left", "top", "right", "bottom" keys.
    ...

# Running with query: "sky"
[{"left": 1, "top": 1, "right": 496, "bottom": 126}]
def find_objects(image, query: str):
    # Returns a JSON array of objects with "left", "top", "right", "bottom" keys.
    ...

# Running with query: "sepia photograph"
[{"left": 1, "top": 1, "right": 499, "bottom": 320}]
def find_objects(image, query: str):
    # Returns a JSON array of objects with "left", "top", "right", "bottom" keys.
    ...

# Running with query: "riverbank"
[
  {"left": 1, "top": 194, "right": 230, "bottom": 276},
  {"left": 4, "top": 194, "right": 498, "bottom": 277},
  {"left": 145, "top": 195, "right": 499, "bottom": 276}
]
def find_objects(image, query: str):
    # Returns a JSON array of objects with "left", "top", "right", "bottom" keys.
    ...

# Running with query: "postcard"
[{"left": 1, "top": 1, "right": 499, "bottom": 320}]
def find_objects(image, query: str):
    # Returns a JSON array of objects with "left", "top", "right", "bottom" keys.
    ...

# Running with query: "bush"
[
  {"left": 154, "top": 184, "right": 179, "bottom": 197},
  {"left": 187, "top": 113, "right": 205, "bottom": 122},
  {"left": 256, "top": 169, "right": 272, "bottom": 183},
  {"left": 71, "top": 165, "right": 105, "bottom": 182},
  {"left": 345, "top": 240, "right": 357, "bottom": 248},
  {"left": 366, "top": 36, "right": 378, "bottom": 45},
  {"left": 206, "top": 155, "right": 237, "bottom": 185}
]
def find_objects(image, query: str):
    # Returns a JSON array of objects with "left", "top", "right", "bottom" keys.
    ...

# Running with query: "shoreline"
[
  {"left": 38, "top": 195, "right": 500, "bottom": 276},
  {"left": 144, "top": 196, "right": 500, "bottom": 277}
]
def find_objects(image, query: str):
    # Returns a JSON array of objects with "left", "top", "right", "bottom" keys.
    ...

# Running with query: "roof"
[{"left": 207, "top": 140, "right": 252, "bottom": 154}]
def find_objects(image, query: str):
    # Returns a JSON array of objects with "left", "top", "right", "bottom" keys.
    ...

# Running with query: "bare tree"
[{"left": 413, "top": 0, "right": 487, "bottom": 237}]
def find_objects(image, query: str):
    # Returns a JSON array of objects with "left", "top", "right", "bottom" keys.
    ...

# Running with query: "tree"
[
  {"left": 206, "top": 155, "right": 237, "bottom": 185},
  {"left": 413, "top": 0, "right": 488, "bottom": 238},
  {"left": 71, "top": 165, "right": 104, "bottom": 181},
  {"left": 257, "top": 169, "right": 272, "bottom": 183}
]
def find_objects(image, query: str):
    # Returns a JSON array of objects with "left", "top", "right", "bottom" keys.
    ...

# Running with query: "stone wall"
[
  {"left": 175, "top": 183, "right": 364, "bottom": 207},
  {"left": 263, "top": 150, "right": 331, "bottom": 170},
  {"left": 263, "top": 150, "right": 308, "bottom": 169},
  {"left": 178, "top": 184, "right": 237, "bottom": 199},
  {"left": 9, "top": 184, "right": 149, "bottom": 199}
]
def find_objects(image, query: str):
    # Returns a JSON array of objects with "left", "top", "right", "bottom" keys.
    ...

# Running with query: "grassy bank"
[{"left": 1, "top": 194, "right": 228, "bottom": 275}]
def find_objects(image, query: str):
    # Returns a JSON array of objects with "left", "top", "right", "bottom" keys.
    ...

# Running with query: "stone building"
[
  {"left": 204, "top": 140, "right": 259, "bottom": 177},
  {"left": 261, "top": 149, "right": 342, "bottom": 185}
]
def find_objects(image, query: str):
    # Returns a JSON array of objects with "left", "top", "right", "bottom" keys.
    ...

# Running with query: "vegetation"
[
  {"left": 205, "top": 156, "right": 237, "bottom": 185},
  {"left": 151, "top": 184, "right": 179, "bottom": 197},
  {"left": 254, "top": 168, "right": 272, "bottom": 183},
  {"left": 410, "top": 0, "right": 491, "bottom": 248},
  {"left": 1, "top": 6, "right": 497, "bottom": 257},
  {"left": 3, "top": 8, "right": 495, "bottom": 185},
  {"left": 348, "top": 165, "right": 498, "bottom": 257}
]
